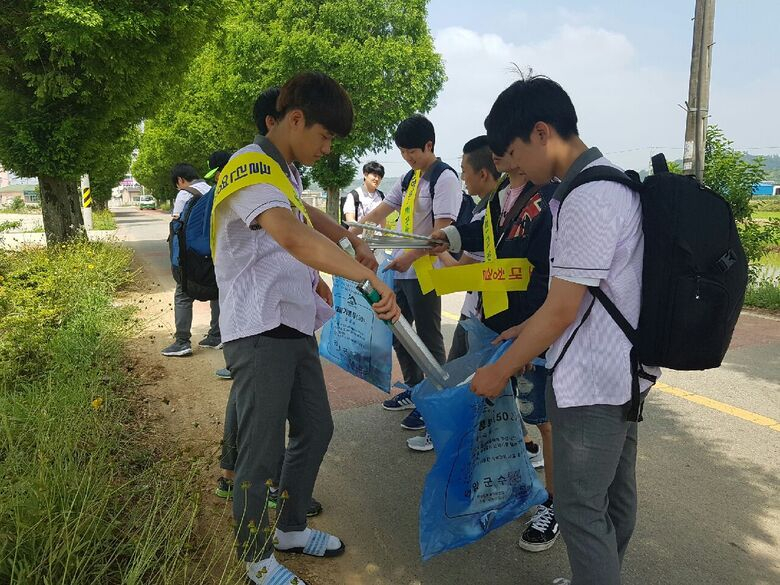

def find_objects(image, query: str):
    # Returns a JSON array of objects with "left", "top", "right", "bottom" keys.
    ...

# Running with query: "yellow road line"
[
  {"left": 442, "top": 310, "right": 461, "bottom": 322},
  {"left": 654, "top": 382, "right": 780, "bottom": 431}
]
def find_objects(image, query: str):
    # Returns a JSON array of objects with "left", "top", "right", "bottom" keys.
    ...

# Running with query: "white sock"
[
  {"left": 275, "top": 527, "right": 341, "bottom": 551},
  {"left": 246, "top": 555, "right": 307, "bottom": 585}
]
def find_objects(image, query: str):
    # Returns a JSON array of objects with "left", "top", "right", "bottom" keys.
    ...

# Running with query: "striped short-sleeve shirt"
[
  {"left": 547, "top": 156, "right": 660, "bottom": 408},
  {"left": 214, "top": 142, "right": 334, "bottom": 343}
]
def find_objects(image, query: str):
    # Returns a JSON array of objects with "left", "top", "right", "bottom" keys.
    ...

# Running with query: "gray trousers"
[
  {"left": 547, "top": 382, "right": 643, "bottom": 585},
  {"left": 173, "top": 281, "right": 220, "bottom": 343},
  {"left": 447, "top": 316, "right": 469, "bottom": 362},
  {"left": 393, "top": 278, "right": 446, "bottom": 386},
  {"left": 223, "top": 334, "right": 334, "bottom": 561}
]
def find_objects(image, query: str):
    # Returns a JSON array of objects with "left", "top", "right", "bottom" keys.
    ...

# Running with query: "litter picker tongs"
[{"left": 345, "top": 221, "right": 446, "bottom": 249}]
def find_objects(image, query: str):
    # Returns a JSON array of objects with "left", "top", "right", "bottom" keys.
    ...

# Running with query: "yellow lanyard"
[
  {"left": 210, "top": 151, "right": 311, "bottom": 258},
  {"left": 400, "top": 170, "right": 421, "bottom": 234},
  {"left": 398, "top": 170, "right": 435, "bottom": 292}
]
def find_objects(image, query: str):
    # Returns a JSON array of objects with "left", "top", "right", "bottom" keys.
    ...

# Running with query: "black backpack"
[
  {"left": 401, "top": 160, "right": 475, "bottom": 228},
  {"left": 553, "top": 154, "right": 748, "bottom": 422},
  {"left": 168, "top": 186, "right": 219, "bottom": 301}
]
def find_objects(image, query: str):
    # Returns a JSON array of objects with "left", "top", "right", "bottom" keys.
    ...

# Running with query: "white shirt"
[
  {"left": 383, "top": 163, "right": 461, "bottom": 279},
  {"left": 546, "top": 157, "right": 660, "bottom": 408},
  {"left": 347, "top": 186, "right": 384, "bottom": 221},
  {"left": 213, "top": 143, "right": 333, "bottom": 343},
  {"left": 172, "top": 180, "right": 210, "bottom": 216}
]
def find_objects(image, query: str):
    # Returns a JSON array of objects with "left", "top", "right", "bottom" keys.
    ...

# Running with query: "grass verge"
[
  {"left": 93, "top": 208, "right": 118, "bottom": 230},
  {"left": 744, "top": 277, "right": 780, "bottom": 311},
  {"left": 0, "top": 242, "right": 243, "bottom": 584}
]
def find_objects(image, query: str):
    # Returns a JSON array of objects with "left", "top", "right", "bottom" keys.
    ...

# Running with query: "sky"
[{"left": 357, "top": 0, "right": 780, "bottom": 179}]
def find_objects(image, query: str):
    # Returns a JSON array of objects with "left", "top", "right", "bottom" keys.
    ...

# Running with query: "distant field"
[{"left": 753, "top": 211, "right": 780, "bottom": 220}]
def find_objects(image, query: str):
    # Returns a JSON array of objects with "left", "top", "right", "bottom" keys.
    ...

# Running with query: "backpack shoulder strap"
[
  {"left": 555, "top": 165, "right": 640, "bottom": 224},
  {"left": 377, "top": 189, "right": 384, "bottom": 200},
  {"left": 400, "top": 170, "right": 414, "bottom": 193},
  {"left": 427, "top": 161, "right": 458, "bottom": 199},
  {"left": 349, "top": 189, "right": 360, "bottom": 213},
  {"left": 181, "top": 186, "right": 203, "bottom": 199}
]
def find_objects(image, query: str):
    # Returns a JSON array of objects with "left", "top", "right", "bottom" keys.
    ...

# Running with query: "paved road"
[{"left": 115, "top": 207, "right": 779, "bottom": 585}]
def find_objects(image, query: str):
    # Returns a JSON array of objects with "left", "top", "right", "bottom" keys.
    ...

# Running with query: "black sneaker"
[
  {"left": 215, "top": 476, "right": 233, "bottom": 499},
  {"left": 307, "top": 497, "right": 323, "bottom": 517},
  {"left": 518, "top": 501, "right": 559, "bottom": 552},
  {"left": 198, "top": 335, "right": 223, "bottom": 349},
  {"left": 267, "top": 489, "right": 323, "bottom": 517},
  {"left": 526, "top": 440, "right": 544, "bottom": 469}
]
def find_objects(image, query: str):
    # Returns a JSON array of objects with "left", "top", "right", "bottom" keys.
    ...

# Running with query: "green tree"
[
  {"left": 89, "top": 128, "right": 139, "bottom": 210},
  {"left": 132, "top": 41, "right": 248, "bottom": 201},
  {"left": 699, "top": 125, "right": 779, "bottom": 281},
  {"left": 704, "top": 126, "right": 766, "bottom": 222},
  {"left": 0, "top": 1, "right": 222, "bottom": 243},
  {"left": 134, "top": 0, "right": 446, "bottom": 217}
]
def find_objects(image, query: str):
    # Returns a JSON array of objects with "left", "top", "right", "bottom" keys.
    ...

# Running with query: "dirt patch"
[{"left": 121, "top": 260, "right": 367, "bottom": 584}]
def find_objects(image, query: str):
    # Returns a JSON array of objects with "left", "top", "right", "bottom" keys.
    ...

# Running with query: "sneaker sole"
[
  {"left": 518, "top": 532, "right": 560, "bottom": 552},
  {"left": 381, "top": 403, "right": 416, "bottom": 411},
  {"left": 161, "top": 349, "right": 193, "bottom": 357},
  {"left": 400, "top": 423, "right": 426, "bottom": 431},
  {"left": 407, "top": 444, "right": 434, "bottom": 452},
  {"left": 216, "top": 374, "right": 232, "bottom": 380},
  {"left": 215, "top": 489, "right": 232, "bottom": 499},
  {"left": 199, "top": 343, "right": 224, "bottom": 350},
  {"left": 531, "top": 460, "right": 545, "bottom": 469}
]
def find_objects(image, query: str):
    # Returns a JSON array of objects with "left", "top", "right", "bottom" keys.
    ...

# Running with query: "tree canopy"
[
  {"left": 133, "top": 0, "right": 445, "bottom": 216},
  {"left": 0, "top": 0, "right": 222, "bottom": 241}
]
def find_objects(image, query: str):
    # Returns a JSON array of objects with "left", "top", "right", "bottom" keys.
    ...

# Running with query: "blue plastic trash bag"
[
  {"left": 319, "top": 252, "right": 394, "bottom": 392},
  {"left": 413, "top": 320, "right": 549, "bottom": 560}
]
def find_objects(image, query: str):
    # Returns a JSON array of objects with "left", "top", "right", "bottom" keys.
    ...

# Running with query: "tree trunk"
[
  {"left": 326, "top": 186, "right": 341, "bottom": 221},
  {"left": 39, "top": 176, "right": 86, "bottom": 244}
]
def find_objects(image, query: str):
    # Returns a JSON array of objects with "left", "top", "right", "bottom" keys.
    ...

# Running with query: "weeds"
[{"left": 0, "top": 242, "right": 251, "bottom": 584}]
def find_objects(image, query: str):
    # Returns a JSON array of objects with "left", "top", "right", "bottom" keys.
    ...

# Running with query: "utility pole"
[
  {"left": 81, "top": 174, "right": 93, "bottom": 231},
  {"left": 683, "top": 0, "right": 716, "bottom": 182}
]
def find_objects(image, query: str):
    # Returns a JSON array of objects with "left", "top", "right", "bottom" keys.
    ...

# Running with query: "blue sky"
[{"left": 360, "top": 0, "right": 780, "bottom": 178}]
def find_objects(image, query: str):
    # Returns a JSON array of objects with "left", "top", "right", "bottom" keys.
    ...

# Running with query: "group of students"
[{"left": 164, "top": 71, "right": 653, "bottom": 585}]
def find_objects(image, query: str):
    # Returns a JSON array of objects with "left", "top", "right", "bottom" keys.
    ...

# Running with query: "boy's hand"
[
  {"left": 429, "top": 229, "right": 450, "bottom": 255},
  {"left": 354, "top": 239, "right": 379, "bottom": 271},
  {"left": 493, "top": 322, "right": 526, "bottom": 345},
  {"left": 470, "top": 362, "right": 510, "bottom": 399},
  {"left": 315, "top": 278, "right": 333, "bottom": 306},
  {"left": 368, "top": 277, "right": 400, "bottom": 322},
  {"left": 384, "top": 250, "right": 418, "bottom": 273}
]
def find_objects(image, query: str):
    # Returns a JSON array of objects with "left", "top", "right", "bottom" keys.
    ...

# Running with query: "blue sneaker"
[
  {"left": 382, "top": 389, "right": 415, "bottom": 411},
  {"left": 215, "top": 368, "right": 232, "bottom": 380},
  {"left": 401, "top": 409, "right": 425, "bottom": 431}
]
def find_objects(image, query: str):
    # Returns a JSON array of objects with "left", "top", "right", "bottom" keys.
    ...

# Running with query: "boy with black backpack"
[
  {"left": 354, "top": 114, "right": 462, "bottom": 432},
  {"left": 340, "top": 161, "right": 385, "bottom": 226},
  {"left": 469, "top": 76, "right": 660, "bottom": 585},
  {"left": 163, "top": 163, "right": 221, "bottom": 357}
]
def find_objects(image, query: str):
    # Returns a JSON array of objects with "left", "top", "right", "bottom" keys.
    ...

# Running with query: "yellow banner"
[
  {"left": 210, "top": 151, "right": 311, "bottom": 256},
  {"left": 431, "top": 258, "right": 532, "bottom": 294}
]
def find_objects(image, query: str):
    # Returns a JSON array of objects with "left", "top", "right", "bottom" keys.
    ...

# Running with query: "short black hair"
[
  {"left": 462, "top": 135, "right": 500, "bottom": 180},
  {"left": 170, "top": 163, "right": 200, "bottom": 188},
  {"left": 484, "top": 75, "right": 578, "bottom": 156},
  {"left": 253, "top": 87, "right": 281, "bottom": 135},
  {"left": 393, "top": 114, "right": 435, "bottom": 150},
  {"left": 362, "top": 161, "right": 385, "bottom": 178},
  {"left": 277, "top": 72, "right": 353, "bottom": 137}
]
